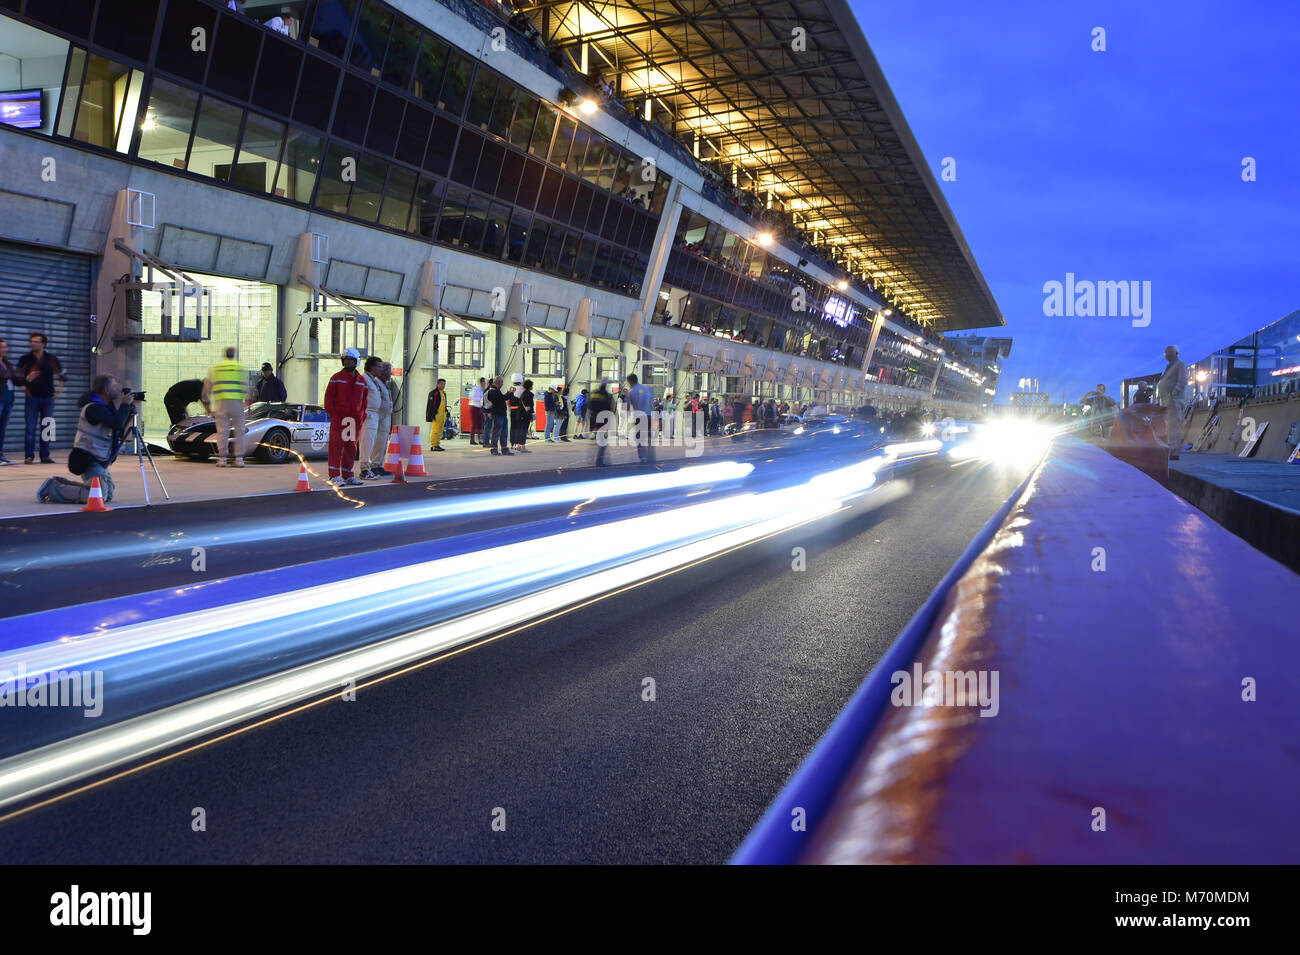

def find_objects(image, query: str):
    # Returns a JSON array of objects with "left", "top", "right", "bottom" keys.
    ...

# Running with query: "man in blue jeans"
[{"left": 16, "top": 332, "right": 66, "bottom": 464}]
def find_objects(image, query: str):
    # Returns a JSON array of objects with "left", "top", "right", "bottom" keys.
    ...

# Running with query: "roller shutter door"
[{"left": 0, "top": 242, "right": 92, "bottom": 456}]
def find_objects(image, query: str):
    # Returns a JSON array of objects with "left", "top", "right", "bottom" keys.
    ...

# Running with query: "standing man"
[
  {"left": 626, "top": 373, "right": 655, "bottom": 464},
  {"left": 573, "top": 387, "right": 588, "bottom": 439},
  {"left": 473, "top": 376, "right": 490, "bottom": 447},
  {"left": 203, "top": 346, "right": 247, "bottom": 468},
  {"left": 588, "top": 381, "right": 614, "bottom": 466},
  {"left": 555, "top": 385, "right": 571, "bottom": 441},
  {"left": 426, "top": 378, "right": 448, "bottom": 451},
  {"left": 483, "top": 375, "right": 510, "bottom": 455},
  {"left": 1078, "top": 383, "right": 1117, "bottom": 439},
  {"left": 543, "top": 386, "right": 560, "bottom": 442},
  {"left": 164, "top": 378, "right": 208, "bottom": 425},
  {"left": 0, "top": 339, "right": 17, "bottom": 465},
  {"left": 358, "top": 356, "right": 386, "bottom": 480},
  {"left": 324, "top": 348, "right": 368, "bottom": 486},
  {"left": 1157, "top": 345, "right": 1190, "bottom": 459},
  {"left": 251, "top": 362, "right": 287, "bottom": 403},
  {"left": 370, "top": 361, "right": 396, "bottom": 477},
  {"left": 16, "top": 332, "right": 66, "bottom": 464}
]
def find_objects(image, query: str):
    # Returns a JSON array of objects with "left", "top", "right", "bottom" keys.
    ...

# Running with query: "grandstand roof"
[{"left": 526, "top": 0, "right": 1004, "bottom": 330}]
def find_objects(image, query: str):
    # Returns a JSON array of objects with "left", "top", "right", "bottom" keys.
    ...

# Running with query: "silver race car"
[{"left": 167, "top": 402, "right": 332, "bottom": 464}]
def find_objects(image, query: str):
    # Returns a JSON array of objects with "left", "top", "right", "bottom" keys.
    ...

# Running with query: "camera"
[{"left": 122, "top": 387, "right": 146, "bottom": 402}]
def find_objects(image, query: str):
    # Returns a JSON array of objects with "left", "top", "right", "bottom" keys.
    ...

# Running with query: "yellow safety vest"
[{"left": 209, "top": 359, "right": 245, "bottom": 401}]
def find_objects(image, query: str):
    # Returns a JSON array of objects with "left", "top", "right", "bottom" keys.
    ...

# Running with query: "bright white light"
[
  {"left": 948, "top": 419, "right": 1052, "bottom": 468},
  {"left": 884, "top": 439, "right": 942, "bottom": 458},
  {"left": 757, "top": 232, "right": 773, "bottom": 247},
  {"left": 578, "top": 99, "right": 598, "bottom": 115},
  {"left": 921, "top": 422, "right": 936, "bottom": 437}
]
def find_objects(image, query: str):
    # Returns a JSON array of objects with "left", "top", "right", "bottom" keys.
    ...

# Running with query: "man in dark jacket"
[
  {"left": 164, "top": 378, "right": 209, "bottom": 425},
  {"left": 252, "top": 362, "right": 288, "bottom": 404},
  {"left": 483, "top": 376, "right": 511, "bottom": 455},
  {"left": 588, "top": 381, "right": 615, "bottom": 466},
  {"left": 426, "top": 378, "right": 448, "bottom": 450},
  {"left": 16, "top": 332, "right": 66, "bottom": 464}
]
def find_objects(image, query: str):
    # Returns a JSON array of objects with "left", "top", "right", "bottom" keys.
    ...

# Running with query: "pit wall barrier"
[
  {"left": 733, "top": 436, "right": 1300, "bottom": 864},
  {"left": 1183, "top": 395, "right": 1300, "bottom": 460}
]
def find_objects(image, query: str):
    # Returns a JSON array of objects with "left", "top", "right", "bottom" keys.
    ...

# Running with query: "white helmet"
[{"left": 511, "top": 373, "right": 524, "bottom": 384}]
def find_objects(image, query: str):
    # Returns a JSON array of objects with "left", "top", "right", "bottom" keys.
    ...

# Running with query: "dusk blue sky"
[{"left": 851, "top": 0, "right": 1300, "bottom": 402}]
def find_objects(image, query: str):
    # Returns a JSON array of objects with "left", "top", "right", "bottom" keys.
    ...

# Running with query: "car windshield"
[{"left": 247, "top": 403, "right": 301, "bottom": 422}]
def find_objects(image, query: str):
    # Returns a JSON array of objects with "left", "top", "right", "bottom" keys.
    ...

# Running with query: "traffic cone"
[
  {"left": 294, "top": 462, "right": 311, "bottom": 492},
  {"left": 405, "top": 428, "right": 429, "bottom": 477},
  {"left": 385, "top": 427, "right": 405, "bottom": 483},
  {"left": 82, "top": 477, "right": 110, "bottom": 512}
]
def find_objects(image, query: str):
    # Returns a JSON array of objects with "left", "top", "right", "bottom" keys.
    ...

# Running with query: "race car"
[{"left": 166, "top": 402, "right": 332, "bottom": 464}]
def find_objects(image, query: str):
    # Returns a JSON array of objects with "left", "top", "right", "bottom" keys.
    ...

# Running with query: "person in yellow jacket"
[{"left": 203, "top": 346, "right": 249, "bottom": 467}]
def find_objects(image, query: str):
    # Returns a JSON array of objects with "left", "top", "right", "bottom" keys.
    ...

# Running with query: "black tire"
[{"left": 258, "top": 428, "right": 292, "bottom": 464}]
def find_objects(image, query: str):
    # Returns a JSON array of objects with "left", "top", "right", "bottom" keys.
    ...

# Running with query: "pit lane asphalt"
[{"left": 0, "top": 455, "right": 1027, "bottom": 863}]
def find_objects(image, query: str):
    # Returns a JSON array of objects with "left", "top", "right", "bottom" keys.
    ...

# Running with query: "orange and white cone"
[
  {"left": 82, "top": 477, "right": 110, "bottom": 512},
  {"left": 294, "top": 462, "right": 311, "bottom": 492},
  {"left": 385, "top": 427, "right": 405, "bottom": 483},
  {"left": 405, "top": 428, "right": 428, "bottom": 477}
]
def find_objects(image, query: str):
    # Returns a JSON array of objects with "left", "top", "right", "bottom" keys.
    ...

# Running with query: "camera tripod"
[{"left": 126, "top": 404, "right": 170, "bottom": 504}]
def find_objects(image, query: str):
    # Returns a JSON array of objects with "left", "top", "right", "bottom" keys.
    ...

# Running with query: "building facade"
[{"left": 0, "top": 0, "right": 992, "bottom": 450}]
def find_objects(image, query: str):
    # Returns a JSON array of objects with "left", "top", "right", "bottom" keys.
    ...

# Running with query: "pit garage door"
[{"left": 0, "top": 241, "right": 92, "bottom": 456}]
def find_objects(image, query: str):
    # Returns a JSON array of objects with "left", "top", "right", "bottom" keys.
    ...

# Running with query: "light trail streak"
[{"left": 0, "top": 455, "right": 891, "bottom": 809}]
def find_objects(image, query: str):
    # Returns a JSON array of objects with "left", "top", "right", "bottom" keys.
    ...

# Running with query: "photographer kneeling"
[{"left": 37, "top": 375, "right": 133, "bottom": 505}]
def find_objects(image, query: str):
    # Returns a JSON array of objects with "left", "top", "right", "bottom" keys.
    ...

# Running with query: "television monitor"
[
  {"left": 823, "top": 295, "right": 858, "bottom": 328},
  {"left": 0, "top": 89, "right": 43, "bottom": 130},
  {"left": 215, "top": 161, "right": 269, "bottom": 192}
]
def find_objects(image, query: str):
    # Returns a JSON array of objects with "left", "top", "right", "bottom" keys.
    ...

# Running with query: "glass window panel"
[
  {"left": 592, "top": 194, "right": 613, "bottom": 236},
  {"left": 549, "top": 115, "right": 575, "bottom": 166},
  {"left": 496, "top": 150, "right": 524, "bottom": 205},
  {"left": 252, "top": 37, "right": 301, "bottom": 116},
  {"left": 558, "top": 231, "right": 579, "bottom": 276},
  {"left": 440, "top": 52, "right": 473, "bottom": 116},
  {"left": 379, "top": 165, "right": 416, "bottom": 231},
  {"left": 55, "top": 49, "right": 87, "bottom": 139},
  {"left": 188, "top": 96, "right": 243, "bottom": 181},
  {"left": 234, "top": 112, "right": 285, "bottom": 194},
  {"left": 155, "top": 0, "right": 215, "bottom": 83},
  {"left": 575, "top": 237, "right": 596, "bottom": 281},
  {"left": 488, "top": 83, "right": 516, "bottom": 138},
  {"left": 568, "top": 126, "right": 590, "bottom": 174},
  {"left": 348, "top": 154, "right": 387, "bottom": 222},
  {"left": 315, "top": 143, "right": 355, "bottom": 213},
  {"left": 483, "top": 202, "right": 508, "bottom": 258},
  {"left": 308, "top": 0, "right": 358, "bottom": 59},
  {"left": 517, "top": 157, "right": 544, "bottom": 209},
  {"left": 423, "top": 115, "right": 457, "bottom": 175},
  {"left": 504, "top": 212, "right": 529, "bottom": 262},
  {"left": 650, "top": 171, "right": 672, "bottom": 215},
  {"left": 26, "top": 0, "right": 93, "bottom": 38},
  {"left": 571, "top": 184, "right": 593, "bottom": 230},
  {"left": 613, "top": 150, "right": 635, "bottom": 193},
  {"left": 530, "top": 102, "right": 556, "bottom": 155},
  {"left": 437, "top": 185, "right": 469, "bottom": 244},
  {"left": 209, "top": 14, "right": 259, "bottom": 101},
  {"left": 294, "top": 55, "right": 339, "bottom": 130},
  {"left": 465, "top": 70, "right": 497, "bottom": 128},
  {"left": 135, "top": 78, "right": 198, "bottom": 168},
  {"left": 541, "top": 226, "right": 565, "bottom": 272},
  {"left": 508, "top": 94, "right": 537, "bottom": 149},
  {"left": 275, "top": 126, "right": 322, "bottom": 201},
  {"left": 536, "top": 168, "right": 562, "bottom": 218},
  {"left": 524, "top": 221, "right": 549, "bottom": 268},
  {"left": 333, "top": 72, "right": 372, "bottom": 144},
  {"left": 68, "top": 52, "right": 133, "bottom": 150},
  {"left": 351, "top": 0, "right": 392, "bottom": 76},
  {"left": 412, "top": 34, "right": 448, "bottom": 105},
  {"left": 94, "top": 0, "right": 159, "bottom": 63},
  {"left": 450, "top": 128, "right": 481, "bottom": 185},
  {"left": 615, "top": 205, "right": 635, "bottom": 245},
  {"left": 409, "top": 175, "right": 444, "bottom": 238},
  {"left": 366, "top": 88, "right": 403, "bottom": 155},
  {"left": 596, "top": 143, "right": 619, "bottom": 191},
  {"left": 557, "top": 177, "right": 579, "bottom": 225},
  {"left": 460, "top": 192, "right": 489, "bottom": 250},
  {"left": 382, "top": 15, "right": 420, "bottom": 91},
  {"left": 396, "top": 103, "right": 433, "bottom": 166},
  {"left": 475, "top": 139, "right": 504, "bottom": 194}
]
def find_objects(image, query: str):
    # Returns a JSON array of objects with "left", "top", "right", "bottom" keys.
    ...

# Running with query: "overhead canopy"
[{"left": 532, "top": 0, "right": 1003, "bottom": 331}]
